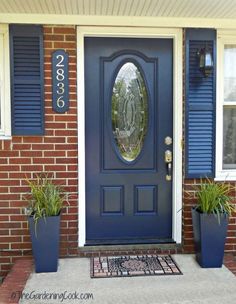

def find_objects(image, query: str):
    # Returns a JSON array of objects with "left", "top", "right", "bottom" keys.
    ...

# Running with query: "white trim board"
[
  {"left": 2, "top": 14, "right": 236, "bottom": 29},
  {"left": 77, "top": 26, "right": 183, "bottom": 247},
  {"left": 0, "top": 24, "right": 11, "bottom": 138}
]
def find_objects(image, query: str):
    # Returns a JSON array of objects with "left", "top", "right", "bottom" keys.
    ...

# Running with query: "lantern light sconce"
[{"left": 197, "top": 47, "right": 214, "bottom": 77}]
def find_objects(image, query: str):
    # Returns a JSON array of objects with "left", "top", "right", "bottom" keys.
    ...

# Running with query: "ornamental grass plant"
[
  {"left": 25, "top": 174, "right": 67, "bottom": 225},
  {"left": 194, "top": 178, "right": 236, "bottom": 221}
]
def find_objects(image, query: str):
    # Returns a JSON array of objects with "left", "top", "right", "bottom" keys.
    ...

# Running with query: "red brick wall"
[
  {"left": 1, "top": 25, "right": 236, "bottom": 282},
  {"left": 0, "top": 25, "right": 78, "bottom": 280}
]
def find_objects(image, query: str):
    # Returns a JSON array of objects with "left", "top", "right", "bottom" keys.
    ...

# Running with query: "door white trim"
[{"left": 77, "top": 26, "right": 183, "bottom": 246}]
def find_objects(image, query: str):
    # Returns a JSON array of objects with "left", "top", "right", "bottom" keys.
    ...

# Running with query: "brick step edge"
[
  {"left": 224, "top": 254, "right": 236, "bottom": 276},
  {"left": 0, "top": 259, "right": 33, "bottom": 304}
]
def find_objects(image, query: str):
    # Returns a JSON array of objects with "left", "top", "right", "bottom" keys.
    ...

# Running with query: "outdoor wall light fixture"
[{"left": 197, "top": 48, "right": 214, "bottom": 77}]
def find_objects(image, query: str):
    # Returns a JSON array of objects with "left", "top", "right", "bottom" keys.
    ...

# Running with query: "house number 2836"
[{"left": 52, "top": 50, "right": 69, "bottom": 113}]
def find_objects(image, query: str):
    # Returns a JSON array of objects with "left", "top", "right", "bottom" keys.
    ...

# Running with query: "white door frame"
[{"left": 77, "top": 26, "right": 183, "bottom": 247}]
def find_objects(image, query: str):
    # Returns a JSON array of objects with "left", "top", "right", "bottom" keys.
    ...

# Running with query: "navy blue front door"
[{"left": 85, "top": 37, "right": 173, "bottom": 244}]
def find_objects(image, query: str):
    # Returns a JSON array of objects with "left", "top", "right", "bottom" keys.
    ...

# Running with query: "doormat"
[{"left": 90, "top": 255, "right": 182, "bottom": 278}]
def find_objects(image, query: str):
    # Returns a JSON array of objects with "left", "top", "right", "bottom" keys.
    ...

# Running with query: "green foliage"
[
  {"left": 26, "top": 174, "right": 67, "bottom": 226},
  {"left": 195, "top": 179, "right": 236, "bottom": 219}
]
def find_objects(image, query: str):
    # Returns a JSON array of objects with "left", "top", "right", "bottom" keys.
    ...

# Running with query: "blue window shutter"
[
  {"left": 185, "top": 29, "right": 216, "bottom": 178},
  {"left": 10, "top": 25, "right": 44, "bottom": 135}
]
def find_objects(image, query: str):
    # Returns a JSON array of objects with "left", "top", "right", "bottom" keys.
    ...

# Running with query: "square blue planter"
[
  {"left": 28, "top": 214, "right": 61, "bottom": 273},
  {"left": 191, "top": 208, "right": 228, "bottom": 268}
]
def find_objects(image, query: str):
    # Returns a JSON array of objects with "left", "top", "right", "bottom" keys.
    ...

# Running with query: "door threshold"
[
  {"left": 79, "top": 242, "right": 182, "bottom": 253},
  {"left": 85, "top": 238, "right": 175, "bottom": 246}
]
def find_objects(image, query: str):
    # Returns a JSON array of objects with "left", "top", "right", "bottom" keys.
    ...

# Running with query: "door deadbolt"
[{"left": 165, "top": 136, "right": 172, "bottom": 145}]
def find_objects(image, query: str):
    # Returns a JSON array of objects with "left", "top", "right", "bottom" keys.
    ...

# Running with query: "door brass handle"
[
  {"left": 167, "top": 163, "right": 172, "bottom": 176},
  {"left": 165, "top": 150, "right": 172, "bottom": 163},
  {"left": 165, "top": 150, "right": 172, "bottom": 181}
]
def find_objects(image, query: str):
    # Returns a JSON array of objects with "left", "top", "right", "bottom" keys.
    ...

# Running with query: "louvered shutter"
[
  {"left": 185, "top": 29, "right": 216, "bottom": 178},
  {"left": 10, "top": 25, "right": 44, "bottom": 135}
]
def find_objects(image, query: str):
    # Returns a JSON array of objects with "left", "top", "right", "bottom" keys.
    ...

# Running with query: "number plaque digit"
[{"left": 52, "top": 50, "right": 69, "bottom": 113}]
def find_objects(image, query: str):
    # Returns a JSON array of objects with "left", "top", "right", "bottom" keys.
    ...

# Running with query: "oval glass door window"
[{"left": 112, "top": 62, "right": 148, "bottom": 162}]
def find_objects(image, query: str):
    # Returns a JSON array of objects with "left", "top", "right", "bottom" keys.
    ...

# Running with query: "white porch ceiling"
[{"left": 0, "top": 0, "right": 236, "bottom": 19}]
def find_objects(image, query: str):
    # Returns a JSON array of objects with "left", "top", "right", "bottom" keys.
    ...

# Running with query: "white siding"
[{"left": 1, "top": 0, "right": 236, "bottom": 19}]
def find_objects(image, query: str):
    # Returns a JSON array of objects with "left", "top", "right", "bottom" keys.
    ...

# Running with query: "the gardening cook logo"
[{"left": 11, "top": 290, "right": 94, "bottom": 302}]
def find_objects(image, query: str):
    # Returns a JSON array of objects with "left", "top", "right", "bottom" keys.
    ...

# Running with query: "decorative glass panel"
[
  {"left": 223, "top": 107, "right": 236, "bottom": 169},
  {"left": 111, "top": 62, "right": 148, "bottom": 162},
  {"left": 224, "top": 45, "right": 236, "bottom": 102}
]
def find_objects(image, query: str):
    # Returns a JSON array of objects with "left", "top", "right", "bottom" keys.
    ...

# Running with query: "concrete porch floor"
[{"left": 12, "top": 254, "right": 236, "bottom": 304}]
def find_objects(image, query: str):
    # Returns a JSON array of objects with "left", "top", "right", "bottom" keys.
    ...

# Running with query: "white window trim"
[
  {"left": 77, "top": 26, "right": 183, "bottom": 247},
  {"left": 0, "top": 24, "right": 11, "bottom": 139},
  {"left": 216, "top": 30, "right": 236, "bottom": 180}
]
